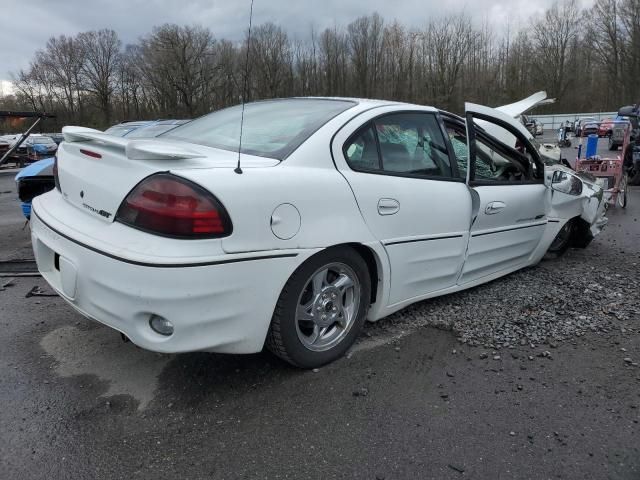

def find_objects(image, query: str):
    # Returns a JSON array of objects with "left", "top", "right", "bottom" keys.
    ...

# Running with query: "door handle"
[
  {"left": 378, "top": 198, "right": 400, "bottom": 216},
  {"left": 485, "top": 201, "right": 506, "bottom": 215}
]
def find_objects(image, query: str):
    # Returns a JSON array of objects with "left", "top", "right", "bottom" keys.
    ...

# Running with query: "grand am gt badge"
[{"left": 82, "top": 202, "right": 112, "bottom": 219}]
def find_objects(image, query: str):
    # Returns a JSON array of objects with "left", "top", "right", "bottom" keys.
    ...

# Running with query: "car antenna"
[{"left": 235, "top": 0, "right": 255, "bottom": 175}]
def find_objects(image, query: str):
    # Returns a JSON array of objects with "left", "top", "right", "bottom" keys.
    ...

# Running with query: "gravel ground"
[{"left": 367, "top": 248, "right": 639, "bottom": 353}]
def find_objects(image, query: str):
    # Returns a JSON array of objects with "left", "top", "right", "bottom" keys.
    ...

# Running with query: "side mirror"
[{"left": 551, "top": 170, "right": 583, "bottom": 195}]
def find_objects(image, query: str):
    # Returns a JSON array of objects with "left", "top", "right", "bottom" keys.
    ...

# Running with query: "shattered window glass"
[
  {"left": 344, "top": 126, "right": 380, "bottom": 170},
  {"left": 374, "top": 113, "right": 452, "bottom": 177}
]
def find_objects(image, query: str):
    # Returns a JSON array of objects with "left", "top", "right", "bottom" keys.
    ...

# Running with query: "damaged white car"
[{"left": 30, "top": 97, "right": 607, "bottom": 368}]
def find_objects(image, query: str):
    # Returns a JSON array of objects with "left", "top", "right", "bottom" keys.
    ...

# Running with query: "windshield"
[
  {"left": 162, "top": 99, "right": 357, "bottom": 160},
  {"left": 32, "top": 137, "right": 55, "bottom": 145}
]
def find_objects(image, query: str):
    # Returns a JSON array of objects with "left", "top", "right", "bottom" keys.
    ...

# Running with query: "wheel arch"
[
  {"left": 343, "top": 242, "right": 381, "bottom": 305},
  {"left": 570, "top": 215, "right": 594, "bottom": 248}
]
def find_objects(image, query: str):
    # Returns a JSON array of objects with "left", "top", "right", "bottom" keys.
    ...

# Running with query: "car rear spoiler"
[{"left": 62, "top": 126, "right": 204, "bottom": 160}]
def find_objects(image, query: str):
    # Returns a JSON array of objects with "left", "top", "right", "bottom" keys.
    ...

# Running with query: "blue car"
[{"left": 15, "top": 157, "right": 55, "bottom": 219}]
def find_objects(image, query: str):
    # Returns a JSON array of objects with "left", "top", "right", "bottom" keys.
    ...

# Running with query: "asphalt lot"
[{"left": 1, "top": 139, "right": 639, "bottom": 479}]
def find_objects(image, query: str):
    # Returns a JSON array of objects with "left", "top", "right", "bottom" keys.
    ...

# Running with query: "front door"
[
  {"left": 444, "top": 104, "right": 550, "bottom": 284},
  {"left": 332, "top": 108, "right": 473, "bottom": 306}
]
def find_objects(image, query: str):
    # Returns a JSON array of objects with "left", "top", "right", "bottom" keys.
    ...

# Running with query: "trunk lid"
[{"left": 57, "top": 126, "right": 278, "bottom": 223}]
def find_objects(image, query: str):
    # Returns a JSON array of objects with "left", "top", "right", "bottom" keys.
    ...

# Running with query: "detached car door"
[
  {"left": 446, "top": 104, "right": 550, "bottom": 284},
  {"left": 332, "top": 107, "right": 472, "bottom": 306}
]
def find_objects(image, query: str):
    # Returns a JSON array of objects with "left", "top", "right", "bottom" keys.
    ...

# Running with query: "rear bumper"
[{"left": 30, "top": 205, "right": 311, "bottom": 354}]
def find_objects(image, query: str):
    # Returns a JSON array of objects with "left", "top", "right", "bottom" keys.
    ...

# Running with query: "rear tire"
[{"left": 266, "top": 247, "right": 371, "bottom": 368}]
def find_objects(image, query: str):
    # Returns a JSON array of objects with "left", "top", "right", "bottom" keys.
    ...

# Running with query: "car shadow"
[{"left": 152, "top": 349, "right": 306, "bottom": 410}]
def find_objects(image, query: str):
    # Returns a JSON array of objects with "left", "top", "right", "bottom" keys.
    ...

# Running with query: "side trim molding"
[{"left": 32, "top": 209, "right": 298, "bottom": 269}]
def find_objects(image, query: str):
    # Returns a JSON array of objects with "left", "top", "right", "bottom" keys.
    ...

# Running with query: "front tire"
[
  {"left": 266, "top": 247, "right": 371, "bottom": 368},
  {"left": 545, "top": 219, "right": 575, "bottom": 259}
]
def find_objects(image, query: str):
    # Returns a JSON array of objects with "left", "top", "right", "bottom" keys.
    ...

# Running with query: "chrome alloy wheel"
[{"left": 295, "top": 262, "right": 361, "bottom": 352}]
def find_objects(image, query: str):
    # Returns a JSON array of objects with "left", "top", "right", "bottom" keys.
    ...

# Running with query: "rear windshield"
[
  {"left": 105, "top": 125, "right": 146, "bottom": 137},
  {"left": 127, "top": 122, "right": 190, "bottom": 139},
  {"left": 162, "top": 99, "right": 357, "bottom": 160}
]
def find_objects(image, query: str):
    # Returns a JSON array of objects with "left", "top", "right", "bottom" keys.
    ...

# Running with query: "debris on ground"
[
  {"left": 25, "top": 285, "right": 57, "bottom": 298},
  {"left": 0, "top": 278, "right": 15, "bottom": 291}
]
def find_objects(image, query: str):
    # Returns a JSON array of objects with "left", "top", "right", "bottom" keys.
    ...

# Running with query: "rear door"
[
  {"left": 332, "top": 107, "right": 472, "bottom": 306},
  {"left": 446, "top": 104, "right": 550, "bottom": 284}
]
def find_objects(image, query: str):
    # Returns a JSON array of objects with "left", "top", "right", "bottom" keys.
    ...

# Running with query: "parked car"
[
  {"left": 616, "top": 105, "right": 640, "bottom": 185},
  {"left": 581, "top": 121, "right": 600, "bottom": 137},
  {"left": 598, "top": 118, "right": 615, "bottom": 137},
  {"left": 575, "top": 117, "right": 597, "bottom": 137},
  {"left": 47, "top": 133, "right": 65, "bottom": 145},
  {"left": 5, "top": 134, "right": 57, "bottom": 158},
  {"left": 25, "top": 135, "right": 58, "bottom": 160},
  {"left": 608, "top": 118, "right": 631, "bottom": 151},
  {"left": 0, "top": 135, "right": 11, "bottom": 157},
  {"left": 30, "top": 97, "right": 607, "bottom": 368}
]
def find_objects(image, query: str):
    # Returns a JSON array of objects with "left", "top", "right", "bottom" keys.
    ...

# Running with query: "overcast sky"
[{"left": 0, "top": 0, "right": 595, "bottom": 93}]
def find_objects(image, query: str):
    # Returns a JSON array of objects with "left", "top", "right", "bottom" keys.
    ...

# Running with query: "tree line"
[{"left": 2, "top": 0, "right": 639, "bottom": 132}]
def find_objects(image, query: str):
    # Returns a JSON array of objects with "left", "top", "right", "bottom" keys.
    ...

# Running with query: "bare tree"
[
  {"left": 249, "top": 23, "right": 293, "bottom": 99},
  {"left": 590, "top": 0, "right": 623, "bottom": 104},
  {"left": 137, "top": 24, "right": 217, "bottom": 116},
  {"left": 77, "top": 29, "right": 121, "bottom": 123},
  {"left": 619, "top": 0, "right": 640, "bottom": 100},
  {"left": 3, "top": 4, "right": 637, "bottom": 131},
  {"left": 530, "top": 0, "right": 581, "bottom": 102},
  {"left": 421, "top": 14, "right": 475, "bottom": 110},
  {"left": 347, "top": 13, "right": 384, "bottom": 98},
  {"left": 319, "top": 26, "right": 348, "bottom": 96}
]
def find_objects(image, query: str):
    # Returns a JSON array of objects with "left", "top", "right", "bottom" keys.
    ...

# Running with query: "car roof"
[
  {"left": 618, "top": 105, "right": 639, "bottom": 117},
  {"left": 113, "top": 120, "right": 152, "bottom": 127},
  {"left": 153, "top": 119, "right": 191, "bottom": 125},
  {"left": 291, "top": 96, "right": 438, "bottom": 112}
]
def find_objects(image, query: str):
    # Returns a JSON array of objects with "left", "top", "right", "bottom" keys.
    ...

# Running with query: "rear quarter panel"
[{"left": 176, "top": 163, "right": 377, "bottom": 254}]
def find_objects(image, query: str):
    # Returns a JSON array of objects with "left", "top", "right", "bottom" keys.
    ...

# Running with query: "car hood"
[
  {"left": 496, "top": 91, "right": 555, "bottom": 119},
  {"left": 15, "top": 157, "right": 55, "bottom": 180}
]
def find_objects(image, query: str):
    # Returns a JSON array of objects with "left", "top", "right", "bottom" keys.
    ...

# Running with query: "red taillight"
[
  {"left": 115, "top": 174, "right": 232, "bottom": 239},
  {"left": 80, "top": 149, "right": 102, "bottom": 159},
  {"left": 53, "top": 155, "right": 61, "bottom": 192}
]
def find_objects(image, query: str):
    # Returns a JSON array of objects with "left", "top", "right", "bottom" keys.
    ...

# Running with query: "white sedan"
[{"left": 31, "top": 98, "right": 607, "bottom": 368}]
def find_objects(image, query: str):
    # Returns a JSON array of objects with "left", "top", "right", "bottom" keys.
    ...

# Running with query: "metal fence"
[{"left": 532, "top": 112, "right": 617, "bottom": 131}]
